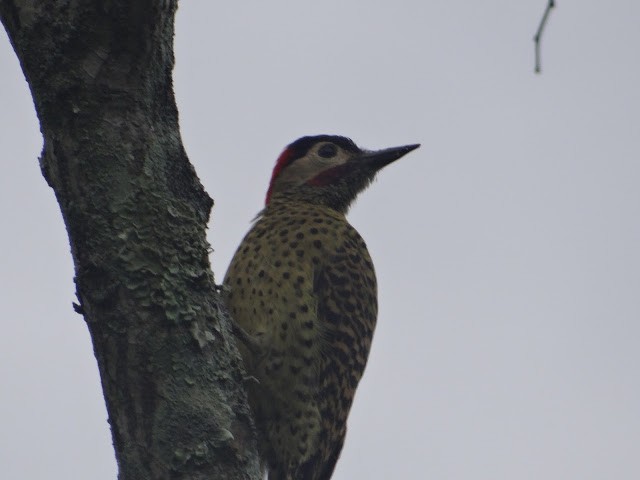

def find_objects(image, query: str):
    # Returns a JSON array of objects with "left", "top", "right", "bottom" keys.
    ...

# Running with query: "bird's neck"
[
  {"left": 267, "top": 188, "right": 354, "bottom": 215},
  {"left": 262, "top": 196, "right": 349, "bottom": 223}
]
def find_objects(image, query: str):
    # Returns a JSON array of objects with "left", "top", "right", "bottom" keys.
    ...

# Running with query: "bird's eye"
[{"left": 318, "top": 143, "right": 338, "bottom": 159}]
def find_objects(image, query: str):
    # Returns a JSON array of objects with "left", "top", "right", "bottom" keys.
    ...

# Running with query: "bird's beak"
[{"left": 359, "top": 143, "right": 420, "bottom": 171}]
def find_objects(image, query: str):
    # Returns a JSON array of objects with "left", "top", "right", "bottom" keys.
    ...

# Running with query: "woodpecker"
[{"left": 224, "top": 135, "right": 419, "bottom": 480}]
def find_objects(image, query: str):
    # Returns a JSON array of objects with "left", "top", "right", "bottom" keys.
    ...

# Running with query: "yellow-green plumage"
[
  {"left": 223, "top": 135, "right": 418, "bottom": 480},
  {"left": 225, "top": 199, "right": 376, "bottom": 479}
]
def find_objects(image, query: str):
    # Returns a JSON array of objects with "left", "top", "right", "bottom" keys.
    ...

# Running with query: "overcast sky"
[{"left": 2, "top": 1, "right": 640, "bottom": 479}]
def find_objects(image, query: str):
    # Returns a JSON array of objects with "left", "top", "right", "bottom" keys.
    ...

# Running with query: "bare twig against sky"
[{"left": 534, "top": 0, "right": 556, "bottom": 73}]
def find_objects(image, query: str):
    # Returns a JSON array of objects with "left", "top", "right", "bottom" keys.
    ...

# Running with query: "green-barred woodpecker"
[{"left": 224, "top": 135, "right": 419, "bottom": 480}]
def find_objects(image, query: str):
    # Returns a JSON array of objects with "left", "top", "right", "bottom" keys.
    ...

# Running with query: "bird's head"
[{"left": 265, "top": 135, "right": 419, "bottom": 213}]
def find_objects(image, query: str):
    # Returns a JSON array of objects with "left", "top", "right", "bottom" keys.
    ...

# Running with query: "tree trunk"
[{"left": 0, "top": 1, "right": 261, "bottom": 478}]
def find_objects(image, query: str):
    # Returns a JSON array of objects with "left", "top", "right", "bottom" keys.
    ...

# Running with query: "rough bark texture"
[{"left": 0, "top": 1, "right": 261, "bottom": 478}]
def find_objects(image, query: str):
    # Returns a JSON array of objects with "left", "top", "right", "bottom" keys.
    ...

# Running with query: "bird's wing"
[{"left": 311, "top": 230, "right": 378, "bottom": 476}]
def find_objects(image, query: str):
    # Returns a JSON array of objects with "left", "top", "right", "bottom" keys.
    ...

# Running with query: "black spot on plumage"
[
  {"left": 328, "top": 272, "right": 347, "bottom": 286},
  {"left": 331, "top": 286, "right": 345, "bottom": 300},
  {"left": 332, "top": 347, "right": 350, "bottom": 365},
  {"left": 325, "top": 311, "right": 340, "bottom": 324}
]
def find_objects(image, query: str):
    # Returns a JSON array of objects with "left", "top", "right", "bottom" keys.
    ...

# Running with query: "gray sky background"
[{"left": 2, "top": 1, "right": 640, "bottom": 479}]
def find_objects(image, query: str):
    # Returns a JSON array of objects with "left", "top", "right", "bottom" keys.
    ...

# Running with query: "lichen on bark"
[{"left": 0, "top": 1, "right": 261, "bottom": 478}]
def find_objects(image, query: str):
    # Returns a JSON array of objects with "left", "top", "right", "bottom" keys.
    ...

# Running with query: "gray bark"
[{"left": 0, "top": 1, "right": 261, "bottom": 478}]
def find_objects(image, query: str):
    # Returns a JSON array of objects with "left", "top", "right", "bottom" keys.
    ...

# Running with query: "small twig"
[{"left": 533, "top": 0, "right": 556, "bottom": 73}]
